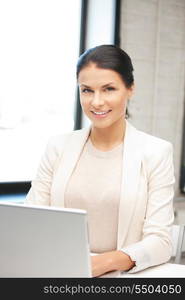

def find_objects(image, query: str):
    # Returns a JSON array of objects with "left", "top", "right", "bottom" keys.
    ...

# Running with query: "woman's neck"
[{"left": 89, "top": 118, "right": 126, "bottom": 151}]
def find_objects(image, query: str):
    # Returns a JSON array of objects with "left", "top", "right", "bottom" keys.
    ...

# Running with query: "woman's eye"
[
  {"left": 105, "top": 87, "right": 115, "bottom": 91},
  {"left": 81, "top": 88, "right": 93, "bottom": 93}
]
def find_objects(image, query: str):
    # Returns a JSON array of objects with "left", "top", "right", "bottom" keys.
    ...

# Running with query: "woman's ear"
[{"left": 128, "top": 83, "right": 135, "bottom": 99}]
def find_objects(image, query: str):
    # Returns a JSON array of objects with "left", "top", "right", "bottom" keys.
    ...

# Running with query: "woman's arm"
[
  {"left": 119, "top": 142, "right": 175, "bottom": 273},
  {"left": 91, "top": 250, "right": 135, "bottom": 277},
  {"left": 25, "top": 134, "right": 68, "bottom": 205}
]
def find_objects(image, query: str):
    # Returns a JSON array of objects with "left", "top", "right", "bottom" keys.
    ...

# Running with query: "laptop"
[{"left": 0, "top": 201, "right": 92, "bottom": 278}]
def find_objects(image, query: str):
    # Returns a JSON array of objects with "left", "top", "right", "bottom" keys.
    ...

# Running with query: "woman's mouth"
[{"left": 91, "top": 110, "right": 112, "bottom": 118}]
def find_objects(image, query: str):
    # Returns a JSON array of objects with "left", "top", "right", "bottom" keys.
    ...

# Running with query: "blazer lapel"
[
  {"left": 52, "top": 126, "right": 91, "bottom": 206},
  {"left": 117, "top": 120, "right": 143, "bottom": 249}
]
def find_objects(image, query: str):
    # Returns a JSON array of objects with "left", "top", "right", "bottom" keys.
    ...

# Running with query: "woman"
[{"left": 26, "top": 45, "right": 175, "bottom": 277}]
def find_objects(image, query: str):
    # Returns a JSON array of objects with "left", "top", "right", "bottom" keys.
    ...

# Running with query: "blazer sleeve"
[
  {"left": 25, "top": 134, "right": 68, "bottom": 206},
  {"left": 120, "top": 142, "right": 175, "bottom": 273}
]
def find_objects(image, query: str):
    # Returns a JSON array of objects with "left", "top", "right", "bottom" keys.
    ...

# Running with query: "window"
[
  {"left": 0, "top": 0, "right": 81, "bottom": 182},
  {"left": 0, "top": 0, "right": 120, "bottom": 192}
]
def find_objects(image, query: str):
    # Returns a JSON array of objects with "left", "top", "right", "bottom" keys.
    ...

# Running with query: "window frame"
[{"left": 180, "top": 99, "right": 185, "bottom": 194}]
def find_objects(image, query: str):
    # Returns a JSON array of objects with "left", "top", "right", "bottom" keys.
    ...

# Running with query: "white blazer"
[{"left": 26, "top": 120, "right": 175, "bottom": 273}]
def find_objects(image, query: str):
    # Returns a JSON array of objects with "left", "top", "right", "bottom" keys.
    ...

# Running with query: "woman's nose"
[{"left": 91, "top": 92, "right": 104, "bottom": 107}]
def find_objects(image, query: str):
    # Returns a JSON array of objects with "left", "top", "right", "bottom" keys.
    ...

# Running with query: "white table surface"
[{"left": 100, "top": 263, "right": 185, "bottom": 278}]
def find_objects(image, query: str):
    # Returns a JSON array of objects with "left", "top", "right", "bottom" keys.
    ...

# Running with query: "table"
[{"left": 101, "top": 263, "right": 185, "bottom": 278}]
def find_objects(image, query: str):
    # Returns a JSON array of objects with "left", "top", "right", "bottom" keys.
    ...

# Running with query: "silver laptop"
[{"left": 0, "top": 201, "right": 92, "bottom": 278}]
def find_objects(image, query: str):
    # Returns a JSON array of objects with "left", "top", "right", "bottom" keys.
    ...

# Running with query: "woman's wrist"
[
  {"left": 107, "top": 250, "right": 135, "bottom": 272},
  {"left": 91, "top": 250, "right": 135, "bottom": 277}
]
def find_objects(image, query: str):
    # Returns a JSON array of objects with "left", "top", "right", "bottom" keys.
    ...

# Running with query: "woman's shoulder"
[
  {"left": 136, "top": 128, "right": 173, "bottom": 164},
  {"left": 127, "top": 120, "right": 172, "bottom": 152},
  {"left": 138, "top": 129, "right": 172, "bottom": 149},
  {"left": 45, "top": 127, "right": 90, "bottom": 154}
]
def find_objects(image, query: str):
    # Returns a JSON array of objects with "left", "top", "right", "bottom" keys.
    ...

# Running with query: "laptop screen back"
[{"left": 0, "top": 202, "right": 91, "bottom": 278}]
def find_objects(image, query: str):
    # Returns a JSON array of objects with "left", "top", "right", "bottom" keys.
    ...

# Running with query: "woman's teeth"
[{"left": 93, "top": 110, "right": 111, "bottom": 115}]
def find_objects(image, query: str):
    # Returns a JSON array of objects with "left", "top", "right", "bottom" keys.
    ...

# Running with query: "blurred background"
[{"left": 0, "top": 0, "right": 185, "bottom": 253}]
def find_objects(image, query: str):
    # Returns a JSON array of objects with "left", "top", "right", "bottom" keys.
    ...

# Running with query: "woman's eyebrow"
[
  {"left": 80, "top": 84, "right": 91, "bottom": 88},
  {"left": 80, "top": 82, "right": 114, "bottom": 88},
  {"left": 102, "top": 82, "right": 114, "bottom": 87}
]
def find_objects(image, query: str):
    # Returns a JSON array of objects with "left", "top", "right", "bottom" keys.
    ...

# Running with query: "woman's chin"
[{"left": 90, "top": 120, "right": 112, "bottom": 129}]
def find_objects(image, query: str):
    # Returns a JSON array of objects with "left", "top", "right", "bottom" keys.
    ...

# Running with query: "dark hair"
[{"left": 76, "top": 44, "right": 134, "bottom": 88}]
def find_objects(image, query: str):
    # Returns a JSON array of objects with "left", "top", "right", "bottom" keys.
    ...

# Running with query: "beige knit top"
[{"left": 64, "top": 137, "right": 124, "bottom": 253}]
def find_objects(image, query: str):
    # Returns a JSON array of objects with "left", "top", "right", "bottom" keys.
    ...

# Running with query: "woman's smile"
[{"left": 91, "top": 110, "right": 112, "bottom": 118}]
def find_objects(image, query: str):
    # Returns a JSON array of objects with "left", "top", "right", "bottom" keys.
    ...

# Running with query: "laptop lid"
[{"left": 0, "top": 202, "right": 91, "bottom": 278}]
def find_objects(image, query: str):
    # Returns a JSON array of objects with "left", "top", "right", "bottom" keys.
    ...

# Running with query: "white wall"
[{"left": 120, "top": 0, "right": 185, "bottom": 197}]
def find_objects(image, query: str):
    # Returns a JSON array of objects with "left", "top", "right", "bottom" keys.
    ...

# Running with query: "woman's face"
[{"left": 78, "top": 63, "right": 134, "bottom": 129}]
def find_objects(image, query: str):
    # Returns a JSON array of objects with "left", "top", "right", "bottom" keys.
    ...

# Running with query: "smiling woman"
[
  {"left": 25, "top": 45, "right": 175, "bottom": 278},
  {"left": 78, "top": 63, "right": 134, "bottom": 150},
  {"left": 77, "top": 45, "right": 134, "bottom": 150},
  {"left": 78, "top": 65, "right": 133, "bottom": 150}
]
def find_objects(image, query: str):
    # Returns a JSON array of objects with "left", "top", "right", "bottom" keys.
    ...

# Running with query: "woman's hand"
[
  {"left": 91, "top": 250, "right": 135, "bottom": 277},
  {"left": 91, "top": 252, "right": 113, "bottom": 277}
]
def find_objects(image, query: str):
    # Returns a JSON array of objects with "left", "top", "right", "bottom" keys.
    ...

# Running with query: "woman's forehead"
[{"left": 78, "top": 64, "right": 123, "bottom": 86}]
